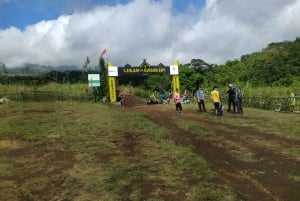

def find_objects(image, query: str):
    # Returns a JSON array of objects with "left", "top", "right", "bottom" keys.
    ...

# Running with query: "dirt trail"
[{"left": 120, "top": 91, "right": 300, "bottom": 201}]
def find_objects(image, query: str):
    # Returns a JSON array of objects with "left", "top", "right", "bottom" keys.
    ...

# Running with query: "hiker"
[
  {"left": 158, "top": 92, "right": 166, "bottom": 104},
  {"left": 235, "top": 87, "right": 243, "bottom": 115},
  {"left": 196, "top": 85, "right": 206, "bottom": 112},
  {"left": 173, "top": 88, "right": 183, "bottom": 115},
  {"left": 148, "top": 92, "right": 158, "bottom": 104},
  {"left": 226, "top": 84, "right": 237, "bottom": 113},
  {"left": 182, "top": 89, "right": 190, "bottom": 104},
  {"left": 92, "top": 87, "right": 98, "bottom": 102},
  {"left": 211, "top": 86, "right": 221, "bottom": 116},
  {"left": 167, "top": 91, "right": 172, "bottom": 104},
  {"left": 116, "top": 94, "right": 124, "bottom": 106}
]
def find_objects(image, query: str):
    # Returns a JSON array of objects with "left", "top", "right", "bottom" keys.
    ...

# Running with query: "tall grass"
[
  {"left": 0, "top": 82, "right": 88, "bottom": 93},
  {"left": 1, "top": 83, "right": 299, "bottom": 111},
  {"left": 134, "top": 85, "right": 300, "bottom": 111}
]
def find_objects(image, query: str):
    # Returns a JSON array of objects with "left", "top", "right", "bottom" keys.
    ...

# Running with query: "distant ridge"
[{"left": 7, "top": 64, "right": 80, "bottom": 75}]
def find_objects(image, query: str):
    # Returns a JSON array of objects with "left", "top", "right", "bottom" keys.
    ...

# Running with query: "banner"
[
  {"left": 172, "top": 75, "right": 180, "bottom": 94},
  {"left": 109, "top": 77, "right": 116, "bottom": 102},
  {"left": 118, "top": 66, "right": 169, "bottom": 76}
]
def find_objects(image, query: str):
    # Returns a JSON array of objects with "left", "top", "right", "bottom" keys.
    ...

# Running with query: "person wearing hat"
[
  {"left": 226, "top": 84, "right": 237, "bottom": 113},
  {"left": 196, "top": 85, "right": 206, "bottom": 112},
  {"left": 211, "top": 86, "right": 221, "bottom": 115}
]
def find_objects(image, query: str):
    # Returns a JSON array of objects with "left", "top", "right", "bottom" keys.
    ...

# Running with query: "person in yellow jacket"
[{"left": 211, "top": 86, "right": 221, "bottom": 116}]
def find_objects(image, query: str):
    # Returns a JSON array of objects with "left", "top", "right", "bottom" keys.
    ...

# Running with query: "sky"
[{"left": 0, "top": 0, "right": 300, "bottom": 68}]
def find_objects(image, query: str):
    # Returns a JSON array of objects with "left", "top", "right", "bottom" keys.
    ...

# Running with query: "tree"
[
  {"left": 189, "top": 59, "right": 209, "bottom": 73},
  {"left": 82, "top": 56, "right": 90, "bottom": 71},
  {"left": 179, "top": 64, "right": 203, "bottom": 93},
  {"left": 0, "top": 63, "right": 8, "bottom": 74},
  {"left": 81, "top": 56, "right": 90, "bottom": 82},
  {"left": 144, "top": 74, "right": 171, "bottom": 92},
  {"left": 98, "top": 57, "right": 108, "bottom": 98}
]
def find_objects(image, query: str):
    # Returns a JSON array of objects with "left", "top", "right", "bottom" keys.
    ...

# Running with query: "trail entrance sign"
[
  {"left": 107, "top": 60, "right": 180, "bottom": 102},
  {"left": 88, "top": 74, "right": 100, "bottom": 87}
]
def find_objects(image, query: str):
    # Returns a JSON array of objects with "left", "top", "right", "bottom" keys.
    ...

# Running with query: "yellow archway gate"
[
  {"left": 171, "top": 60, "right": 180, "bottom": 95},
  {"left": 107, "top": 62, "right": 117, "bottom": 102},
  {"left": 107, "top": 60, "right": 180, "bottom": 103}
]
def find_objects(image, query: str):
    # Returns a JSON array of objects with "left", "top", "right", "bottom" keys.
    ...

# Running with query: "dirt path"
[{"left": 120, "top": 91, "right": 300, "bottom": 201}]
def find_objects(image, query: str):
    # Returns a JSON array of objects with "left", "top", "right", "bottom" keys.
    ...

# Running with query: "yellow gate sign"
[
  {"left": 172, "top": 75, "right": 180, "bottom": 94},
  {"left": 108, "top": 77, "right": 116, "bottom": 102}
]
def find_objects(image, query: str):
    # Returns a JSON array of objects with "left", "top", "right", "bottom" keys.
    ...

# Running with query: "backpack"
[
  {"left": 218, "top": 104, "right": 224, "bottom": 116},
  {"left": 236, "top": 89, "right": 244, "bottom": 98}
]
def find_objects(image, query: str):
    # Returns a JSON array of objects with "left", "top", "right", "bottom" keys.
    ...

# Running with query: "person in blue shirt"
[
  {"left": 235, "top": 87, "right": 243, "bottom": 115},
  {"left": 196, "top": 85, "right": 206, "bottom": 112},
  {"left": 159, "top": 92, "right": 166, "bottom": 104}
]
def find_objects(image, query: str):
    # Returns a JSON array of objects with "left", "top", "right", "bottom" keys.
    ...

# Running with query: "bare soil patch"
[
  {"left": 120, "top": 91, "right": 300, "bottom": 201},
  {"left": 0, "top": 140, "right": 25, "bottom": 150}
]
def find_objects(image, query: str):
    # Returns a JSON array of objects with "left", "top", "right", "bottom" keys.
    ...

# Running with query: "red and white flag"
[{"left": 100, "top": 48, "right": 107, "bottom": 57}]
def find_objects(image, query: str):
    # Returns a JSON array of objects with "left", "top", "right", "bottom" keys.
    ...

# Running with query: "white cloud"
[{"left": 0, "top": 0, "right": 300, "bottom": 68}]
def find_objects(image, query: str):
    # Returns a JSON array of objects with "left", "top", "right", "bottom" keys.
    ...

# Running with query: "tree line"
[{"left": 1, "top": 37, "right": 299, "bottom": 95}]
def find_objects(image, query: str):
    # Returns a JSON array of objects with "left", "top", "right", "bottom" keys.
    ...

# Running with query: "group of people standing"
[
  {"left": 226, "top": 84, "right": 243, "bottom": 115},
  {"left": 171, "top": 84, "right": 243, "bottom": 116},
  {"left": 207, "top": 84, "right": 244, "bottom": 116}
]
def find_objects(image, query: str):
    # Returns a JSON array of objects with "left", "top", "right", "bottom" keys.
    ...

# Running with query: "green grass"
[
  {"left": 1, "top": 98, "right": 299, "bottom": 200},
  {"left": 0, "top": 101, "right": 235, "bottom": 201},
  {"left": 173, "top": 103, "right": 300, "bottom": 164}
]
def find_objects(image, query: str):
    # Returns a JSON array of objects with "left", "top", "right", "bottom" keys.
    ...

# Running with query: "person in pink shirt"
[{"left": 173, "top": 88, "right": 183, "bottom": 115}]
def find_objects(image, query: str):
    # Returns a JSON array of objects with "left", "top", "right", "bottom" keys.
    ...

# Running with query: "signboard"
[
  {"left": 172, "top": 75, "right": 180, "bottom": 93},
  {"left": 88, "top": 74, "right": 100, "bottom": 87},
  {"left": 108, "top": 66, "right": 118, "bottom": 76},
  {"left": 118, "top": 66, "right": 170, "bottom": 76},
  {"left": 109, "top": 77, "right": 116, "bottom": 102},
  {"left": 170, "top": 65, "right": 179, "bottom": 75}
]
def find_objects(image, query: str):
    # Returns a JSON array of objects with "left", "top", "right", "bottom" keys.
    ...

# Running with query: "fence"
[
  {"left": 216, "top": 95, "right": 299, "bottom": 112},
  {"left": 0, "top": 90, "right": 92, "bottom": 102},
  {"left": 242, "top": 96, "right": 300, "bottom": 112}
]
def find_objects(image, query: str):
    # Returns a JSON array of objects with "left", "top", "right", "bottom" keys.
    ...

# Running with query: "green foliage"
[
  {"left": 81, "top": 56, "right": 90, "bottom": 82},
  {"left": 143, "top": 74, "right": 171, "bottom": 92},
  {"left": 179, "top": 64, "right": 204, "bottom": 93},
  {"left": 220, "top": 38, "right": 300, "bottom": 87},
  {"left": 82, "top": 56, "right": 90, "bottom": 71},
  {"left": 0, "top": 63, "right": 8, "bottom": 74},
  {"left": 134, "top": 87, "right": 152, "bottom": 99},
  {"left": 184, "top": 37, "right": 299, "bottom": 90},
  {"left": 98, "top": 57, "right": 108, "bottom": 98}
]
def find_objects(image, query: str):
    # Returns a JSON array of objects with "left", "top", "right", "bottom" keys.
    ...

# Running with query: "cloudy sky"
[{"left": 0, "top": 0, "right": 300, "bottom": 68}]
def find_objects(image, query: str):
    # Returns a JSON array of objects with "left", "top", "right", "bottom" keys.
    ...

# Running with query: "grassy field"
[
  {"left": 0, "top": 101, "right": 234, "bottom": 201},
  {"left": 0, "top": 100, "right": 299, "bottom": 201}
]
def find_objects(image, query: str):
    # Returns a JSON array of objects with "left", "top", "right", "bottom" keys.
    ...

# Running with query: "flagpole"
[
  {"left": 106, "top": 51, "right": 108, "bottom": 69},
  {"left": 103, "top": 49, "right": 109, "bottom": 102}
]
